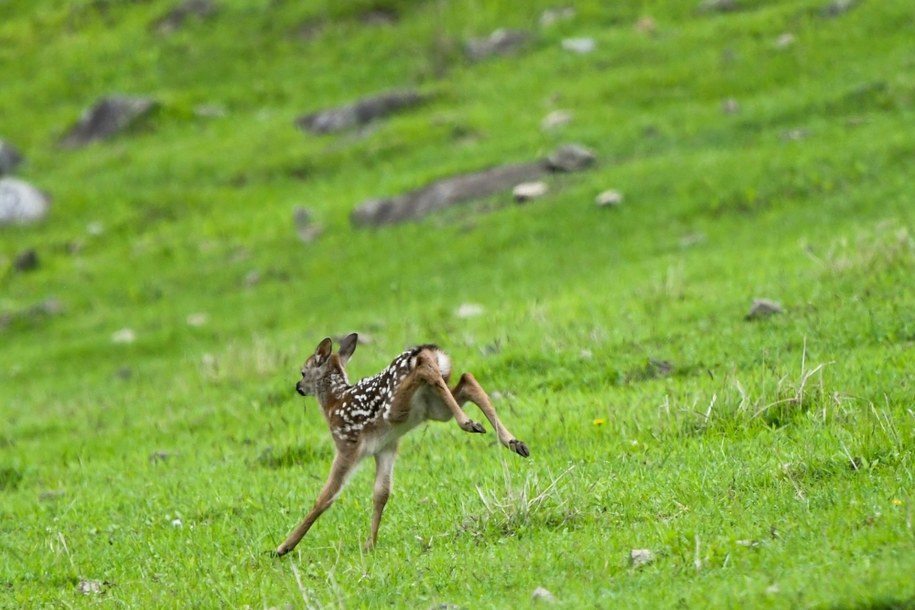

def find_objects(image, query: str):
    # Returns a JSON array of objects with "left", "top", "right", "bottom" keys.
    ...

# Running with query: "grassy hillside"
[{"left": 1, "top": 0, "right": 913, "bottom": 607}]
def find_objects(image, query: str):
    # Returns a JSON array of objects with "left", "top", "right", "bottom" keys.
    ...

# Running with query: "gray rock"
[
  {"left": 465, "top": 29, "right": 529, "bottom": 61},
  {"left": 352, "top": 161, "right": 544, "bottom": 227},
  {"left": 722, "top": 98, "right": 740, "bottom": 114},
  {"left": 821, "top": 0, "right": 858, "bottom": 17},
  {"left": 630, "top": 549, "right": 656, "bottom": 567},
  {"left": 14, "top": 249, "right": 39, "bottom": 272},
  {"left": 352, "top": 144, "right": 597, "bottom": 227},
  {"left": 296, "top": 89, "right": 428, "bottom": 135},
  {"left": 0, "top": 139, "right": 23, "bottom": 175},
  {"left": 0, "top": 178, "right": 50, "bottom": 225},
  {"left": 540, "top": 7, "right": 576, "bottom": 27},
  {"left": 746, "top": 299, "right": 783, "bottom": 320},
  {"left": 698, "top": 0, "right": 738, "bottom": 12},
  {"left": 532, "top": 586, "right": 556, "bottom": 603},
  {"left": 546, "top": 143, "right": 596, "bottom": 172},
  {"left": 60, "top": 96, "right": 158, "bottom": 148},
  {"left": 153, "top": 0, "right": 218, "bottom": 34},
  {"left": 293, "top": 206, "right": 322, "bottom": 243},
  {"left": 541, "top": 110, "right": 572, "bottom": 131}
]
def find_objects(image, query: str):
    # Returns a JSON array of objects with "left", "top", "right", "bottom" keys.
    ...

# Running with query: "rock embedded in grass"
[
  {"left": 0, "top": 177, "right": 50, "bottom": 225},
  {"left": 532, "top": 586, "right": 557, "bottom": 603},
  {"left": 561, "top": 37, "right": 595, "bottom": 54},
  {"left": 541, "top": 110, "right": 572, "bottom": 131},
  {"left": 351, "top": 144, "right": 596, "bottom": 226},
  {"left": 293, "top": 205, "right": 323, "bottom": 243},
  {"left": 540, "top": 7, "right": 575, "bottom": 27},
  {"left": 821, "top": 0, "right": 858, "bottom": 18},
  {"left": 546, "top": 143, "right": 596, "bottom": 172},
  {"left": 13, "top": 248, "right": 39, "bottom": 272},
  {"left": 295, "top": 89, "right": 428, "bottom": 134},
  {"left": 746, "top": 299, "right": 783, "bottom": 320},
  {"left": 0, "top": 139, "right": 23, "bottom": 175},
  {"left": 513, "top": 181, "right": 548, "bottom": 203},
  {"left": 629, "top": 548, "right": 656, "bottom": 567},
  {"left": 153, "top": 0, "right": 218, "bottom": 35},
  {"left": 465, "top": 29, "right": 529, "bottom": 61},
  {"left": 595, "top": 189, "right": 623, "bottom": 207},
  {"left": 698, "top": 0, "right": 738, "bottom": 13},
  {"left": 60, "top": 96, "right": 158, "bottom": 148}
]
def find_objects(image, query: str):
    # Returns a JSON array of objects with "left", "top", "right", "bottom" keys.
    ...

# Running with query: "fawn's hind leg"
[{"left": 452, "top": 373, "right": 530, "bottom": 457}]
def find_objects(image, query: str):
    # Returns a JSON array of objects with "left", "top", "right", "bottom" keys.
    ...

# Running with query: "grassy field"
[{"left": 1, "top": 0, "right": 914, "bottom": 607}]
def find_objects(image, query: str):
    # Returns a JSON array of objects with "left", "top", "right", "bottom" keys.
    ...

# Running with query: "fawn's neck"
[{"left": 316, "top": 365, "right": 350, "bottom": 410}]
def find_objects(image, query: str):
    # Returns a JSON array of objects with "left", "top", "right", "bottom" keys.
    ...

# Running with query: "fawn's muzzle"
[{"left": 295, "top": 381, "right": 306, "bottom": 396}]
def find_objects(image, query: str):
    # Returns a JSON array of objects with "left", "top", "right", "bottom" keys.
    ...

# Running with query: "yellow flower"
[
  {"left": 593, "top": 418, "right": 606, "bottom": 427},
  {"left": 892, "top": 498, "right": 903, "bottom": 506}
]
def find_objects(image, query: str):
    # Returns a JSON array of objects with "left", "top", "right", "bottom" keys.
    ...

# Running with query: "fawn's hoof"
[
  {"left": 509, "top": 439, "right": 530, "bottom": 458},
  {"left": 273, "top": 545, "right": 290, "bottom": 557},
  {"left": 461, "top": 420, "right": 486, "bottom": 433}
]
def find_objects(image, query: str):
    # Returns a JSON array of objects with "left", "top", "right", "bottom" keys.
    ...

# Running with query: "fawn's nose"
[{"left": 295, "top": 381, "right": 306, "bottom": 396}]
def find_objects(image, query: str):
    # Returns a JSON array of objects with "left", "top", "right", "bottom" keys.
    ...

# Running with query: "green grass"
[{"left": 1, "top": 0, "right": 914, "bottom": 607}]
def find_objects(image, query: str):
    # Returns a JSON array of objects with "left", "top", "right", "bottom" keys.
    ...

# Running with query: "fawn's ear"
[
  {"left": 315, "top": 337, "right": 333, "bottom": 363},
  {"left": 337, "top": 333, "right": 359, "bottom": 365}
]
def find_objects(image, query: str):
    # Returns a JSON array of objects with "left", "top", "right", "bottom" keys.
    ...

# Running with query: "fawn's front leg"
[
  {"left": 275, "top": 450, "right": 357, "bottom": 556},
  {"left": 452, "top": 373, "right": 530, "bottom": 458},
  {"left": 365, "top": 446, "right": 397, "bottom": 550}
]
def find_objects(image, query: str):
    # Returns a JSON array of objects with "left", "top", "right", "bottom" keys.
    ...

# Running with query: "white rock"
[
  {"left": 455, "top": 303, "right": 484, "bottom": 318},
  {"left": 775, "top": 33, "right": 795, "bottom": 49},
  {"left": 595, "top": 189, "right": 623, "bottom": 207},
  {"left": 186, "top": 313, "right": 208, "bottom": 327},
  {"left": 540, "top": 7, "right": 575, "bottom": 27},
  {"left": 630, "top": 548, "right": 655, "bottom": 567},
  {"left": 561, "top": 37, "right": 595, "bottom": 54},
  {"left": 513, "top": 181, "right": 548, "bottom": 202},
  {"left": 171, "top": 517, "right": 183, "bottom": 528},
  {"left": 541, "top": 110, "right": 572, "bottom": 131},
  {"left": 111, "top": 328, "right": 136, "bottom": 344},
  {"left": 0, "top": 177, "right": 50, "bottom": 225},
  {"left": 532, "top": 586, "right": 556, "bottom": 603},
  {"left": 78, "top": 579, "right": 104, "bottom": 595},
  {"left": 722, "top": 97, "right": 740, "bottom": 114}
]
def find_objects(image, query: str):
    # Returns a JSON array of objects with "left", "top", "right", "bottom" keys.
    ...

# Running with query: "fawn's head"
[{"left": 295, "top": 333, "right": 358, "bottom": 397}]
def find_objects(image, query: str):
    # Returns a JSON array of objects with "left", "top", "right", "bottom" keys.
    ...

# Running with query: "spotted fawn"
[{"left": 274, "top": 333, "right": 530, "bottom": 556}]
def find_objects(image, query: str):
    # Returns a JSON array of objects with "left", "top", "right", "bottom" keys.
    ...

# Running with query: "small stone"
[
  {"left": 629, "top": 549, "right": 655, "bottom": 567},
  {"left": 111, "top": 328, "right": 136, "bottom": 344},
  {"left": 595, "top": 190, "right": 623, "bottom": 207},
  {"left": 244, "top": 270, "right": 261, "bottom": 287},
  {"left": 532, "top": 586, "right": 556, "bottom": 603},
  {"left": 78, "top": 579, "right": 105, "bottom": 595},
  {"left": 539, "top": 7, "right": 575, "bottom": 27},
  {"left": 293, "top": 206, "right": 323, "bottom": 243},
  {"left": 455, "top": 303, "right": 484, "bottom": 319},
  {"left": 774, "top": 32, "right": 795, "bottom": 49},
  {"left": 541, "top": 110, "right": 572, "bottom": 131},
  {"left": 86, "top": 221, "right": 104, "bottom": 236},
  {"left": 782, "top": 128, "right": 808, "bottom": 141},
  {"left": 0, "top": 139, "right": 23, "bottom": 175},
  {"left": 546, "top": 143, "right": 596, "bottom": 172},
  {"left": 60, "top": 96, "right": 158, "bottom": 148},
  {"left": 561, "top": 37, "right": 595, "bottom": 54},
  {"left": 14, "top": 249, "right": 39, "bottom": 272},
  {"left": 171, "top": 517, "right": 183, "bottom": 528},
  {"left": 465, "top": 29, "right": 529, "bottom": 61},
  {"left": 821, "top": 0, "right": 857, "bottom": 18},
  {"left": 0, "top": 177, "right": 51, "bottom": 225},
  {"left": 513, "top": 181, "right": 548, "bottom": 203},
  {"left": 722, "top": 97, "right": 740, "bottom": 114},
  {"left": 746, "top": 299, "right": 783, "bottom": 320},
  {"left": 698, "top": 0, "right": 737, "bottom": 13},
  {"left": 635, "top": 16, "right": 657, "bottom": 35},
  {"left": 186, "top": 313, "right": 208, "bottom": 327}
]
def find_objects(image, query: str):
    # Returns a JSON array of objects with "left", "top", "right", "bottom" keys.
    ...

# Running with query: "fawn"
[{"left": 274, "top": 333, "right": 529, "bottom": 556}]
